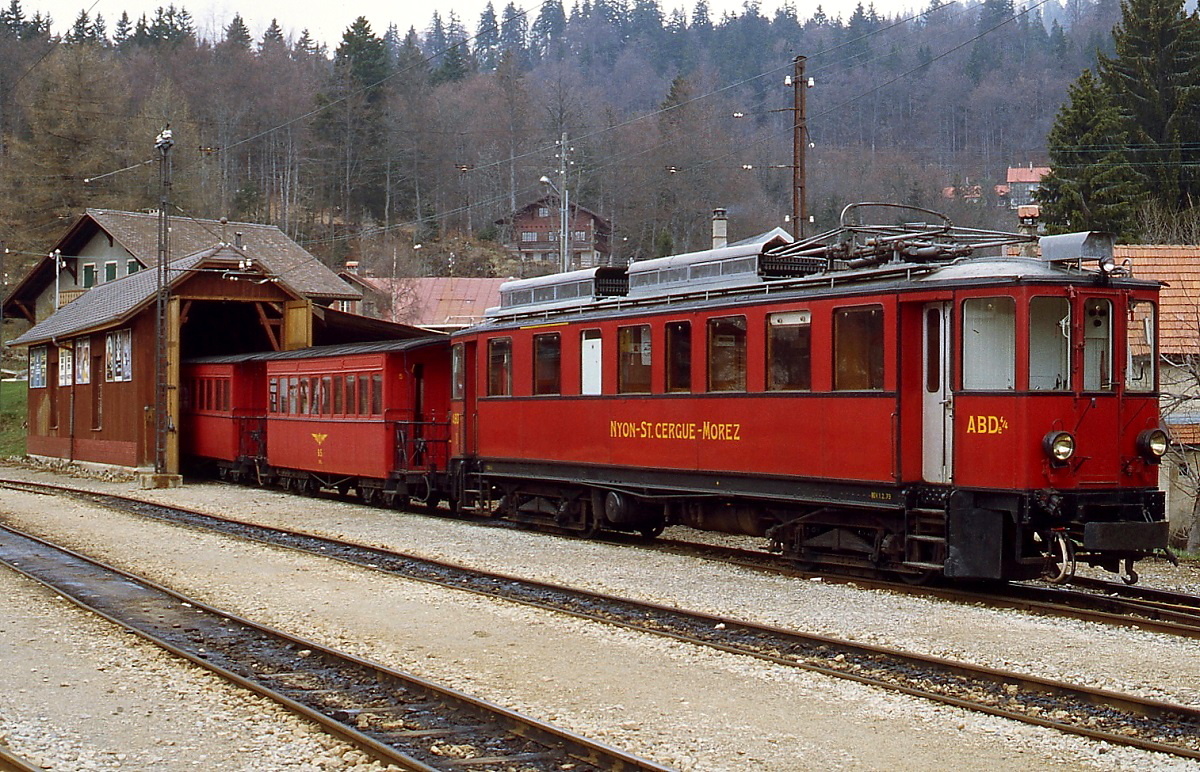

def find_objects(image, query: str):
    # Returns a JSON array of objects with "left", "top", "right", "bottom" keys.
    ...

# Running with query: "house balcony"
[{"left": 58, "top": 289, "right": 86, "bottom": 307}]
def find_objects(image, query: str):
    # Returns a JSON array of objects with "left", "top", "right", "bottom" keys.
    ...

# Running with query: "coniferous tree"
[
  {"left": 223, "top": 14, "right": 252, "bottom": 50},
  {"left": 112, "top": 12, "right": 131, "bottom": 46},
  {"left": 259, "top": 19, "right": 285, "bottom": 53},
  {"left": 1038, "top": 69, "right": 1144, "bottom": 238},
  {"left": 1098, "top": 0, "right": 1200, "bottom": 209},
  {"left": 476, "top": 3, "right": 501, "bottom": 72}
]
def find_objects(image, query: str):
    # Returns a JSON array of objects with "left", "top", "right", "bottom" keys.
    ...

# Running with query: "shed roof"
[
  {"left": 10, "top": 244, "right": 306, "bottom": 346},
  {"left": 73, "top": 209, "right": 359, "bottom": 301},
  {"left": 360, "top": 277, "right": 506, "bottom": 329}
]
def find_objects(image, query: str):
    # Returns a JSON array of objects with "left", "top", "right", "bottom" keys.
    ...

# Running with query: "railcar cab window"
[
  {"left": 666, "top": 321, "right": 691, "bottom": 392},
  {"left": 488, "top": 338, "right": 513, "bottom": 396},
  {"left": 345, "top": 375, "right": 357, "bottom": 413},
  {"left": 1083, "top": 298, "right": 1114, "bottom": 391},
  {"left": 962, "top": 298, "right": 1015, "bottom": 390},
  {"left": 333, "top": 376, "right": 344, "bottom": 413},
  {"left": 533, "top": 333, "right": 562, "bottom": 395},
  {"left": 618, "top": 325, "right": 652, "bottom": 394},
  {"left": 1029, "top": 297, "right": 1071, "bottom": 391},
  {"left": 768, "top": 311, "right": 812, "bottom": 391},
  {"left": 1126, "top": 300, "right": 1157, "bottom": 392},
  {"left": 833, "top": 306, "right": 884, "bottom": 390},
  {"left": 708, "top": 316, "right": 747, "bottom": 392}
]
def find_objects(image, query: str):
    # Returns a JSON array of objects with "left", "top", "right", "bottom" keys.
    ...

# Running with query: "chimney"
[
  {"left": 234, "top": 232, "right": 243, "bottom": 248},
  {"left": 1017, "top": 205, "right": 1040, "bottom": 257},
  {"left": 712, "top": 208, "right": 728, "bottom": 249},
  {"left": 345, "top": 260, "right": 360, "bottom": 275}
]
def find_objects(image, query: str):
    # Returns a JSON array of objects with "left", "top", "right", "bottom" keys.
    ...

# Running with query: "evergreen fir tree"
[
  {"left": 1038, "top": 69, "right": 1144, "bottom": 238},
  {"left": 223, "top": 14, "right": 252, "bottom": 50},
  {"left": 113, "top": 12, "right": 131, "bottom": 47},
  {"left": 1098, "top": 0, "right": 1200, "bottom": 208},
  {"left": 476, "top": 2, "right": 501, "bottom": 72},
  {"left": 259, "top": 19, "right": 285, "bottom": 54}
]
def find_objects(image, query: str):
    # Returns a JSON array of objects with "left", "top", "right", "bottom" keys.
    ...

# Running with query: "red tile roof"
[
  {"left": 1007, "top": 166, "right": 1050, "bottom": 184},
  {"left": 360, "top": 277, "right": 505, "bottom": 329},
  {"left": 1116, "top": 245, "right": 1200, "bottom": 356}
]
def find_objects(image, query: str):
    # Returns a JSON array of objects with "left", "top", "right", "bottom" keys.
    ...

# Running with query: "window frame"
[
  {"left": 532, "top": 332, "right": 562, "bottom": 395},
  {"left": 617, "top": 324, "right": 653, "bottom": 394},
  {"left": 767, "top": 310, "right": 812, "bottom": 392},
  {"left": 707, "top": 315, "right": 748, "bottom": 392},
  {"left": 832, "top": 305, "right": 885, "bottom": 391},
  {"left": 487, "top": 337, "right": 513, "bottom": 397}
]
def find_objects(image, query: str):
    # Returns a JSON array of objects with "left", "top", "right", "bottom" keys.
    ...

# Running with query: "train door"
[
  {"left": 581, "top": 329, "right": 602, "bottom": 395},
  {"left": 450, "top": 341, "right": 478, "bottom": 458},
  {"left": 922, "top": 302, "right": 953, "bottom": 484}
]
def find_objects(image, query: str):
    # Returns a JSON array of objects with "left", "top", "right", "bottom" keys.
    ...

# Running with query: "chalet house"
[
  {"left": 0, "top": 210, "right": 433, "bottom": 481},
  {"left": 1001, "top": 165, "right": 1050, "bottom": 209},
  {"left": 496, "top": 196, "right": 612, "bottom": 270}
]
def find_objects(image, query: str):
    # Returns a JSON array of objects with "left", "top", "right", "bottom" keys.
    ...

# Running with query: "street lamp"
[{"left": 539, "top": 175, "right": 570, "bottom": 273}]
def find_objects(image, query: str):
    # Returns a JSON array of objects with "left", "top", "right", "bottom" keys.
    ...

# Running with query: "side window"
[
  {"left": 618, "top": 325, "right": 652, "bottom": 394},
  {"left": 581, "top": 330, "right": 603, "bottom": 395},
  {"left": 333, "top": 375, "right": 344, "bottom": 414},
  {"left": 1029, "top": 297, "right": 1071, "bottom": 391},
  {"left": 372, "top": 373, "right": 383, "bottom": 414},
  {"left": 533, "top": 333, "right": 562, "bottom": 395},
  {"left": 269, "top": 377, "right": 279, "bottom": 413},
  {"left": 345, "top": 375, "right": 357, "bottom": 414},
  {"left": 834, "top": 306, "right": 884, "bottom": 390},
  {"left": 309, "top": 377, "right": 321, "bottom": 414},
  {"left": 1083, "top": 298, "right": 1113, "bottom": 391},
  {"left": 1126, "top": 300, "right": 1157, "bottom": 392},
  {"left": 961, "top": 298, "right": 1014, "bottom": 390},
  {"left": 358, "top": 373, "right": 370, "bottom": 414},
  {"left": 666, "top": 321, "right": 691, "bottom": 392},
  {"left": 767, "top": 311, "right": 811, "bottom": 391},
  {"left": 288, "top": 377, "right": 299, "bottom": 414},
  {"left": 321, "top": 376, "right": 333, "bottom": 414},
  {"left": 708, "top": 316, "right": 747, "bottom": 392},
  {"left": 488, "top": 338, "right": 513, "bottom": 396}
]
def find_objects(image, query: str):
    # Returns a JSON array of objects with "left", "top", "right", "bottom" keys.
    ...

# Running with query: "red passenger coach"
[
  {"left": 262, "top": 338, "right": 452, "bottom": 504},
  {"left": 181, "top": 359, "right": 267, "bottom": 480},
  {"left": 448, "top": 206, "right": 1171, "bottom": 584}
]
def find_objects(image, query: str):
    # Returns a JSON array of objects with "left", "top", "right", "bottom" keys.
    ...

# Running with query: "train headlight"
[
  {"left": 1137, "top": 429, "right": 1169, "bottom": 463},
  {"left": 1043, "top": 431, "right": 1075, "bottom": 466}
]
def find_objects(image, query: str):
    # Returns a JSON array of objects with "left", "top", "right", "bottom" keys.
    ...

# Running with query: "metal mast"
[
  {"left": 154, "top": 126, "right": 173, "bottom": 475},
  {"left": 792, "top": 55, "right": 808, "bottom": 239}
]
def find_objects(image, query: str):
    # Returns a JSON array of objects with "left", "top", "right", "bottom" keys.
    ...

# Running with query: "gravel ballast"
[{"left": 1, "top": 464, "right": 1199, "bottom": 771}]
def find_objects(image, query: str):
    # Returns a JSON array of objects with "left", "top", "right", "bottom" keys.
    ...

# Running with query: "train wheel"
[
  {"left": 280, "top": 476, "right": 294, "bottom": 492},
  {"left": 359, "top": 487, "right": 379, "bottom": 506},
  {"left": 638, "top": 521, "right": 665, "bottom": 540}
]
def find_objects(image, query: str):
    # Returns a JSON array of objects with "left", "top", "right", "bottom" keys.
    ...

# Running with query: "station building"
[{"left": 2, "top": 210, "right": 426, "bottom": 481}]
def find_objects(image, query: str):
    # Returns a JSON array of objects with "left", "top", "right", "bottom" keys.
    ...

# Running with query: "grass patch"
[{"left": 0, "top": 380, "right": 26, "bottom": 457}]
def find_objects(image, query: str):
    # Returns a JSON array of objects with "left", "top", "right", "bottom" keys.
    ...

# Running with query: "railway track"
[
  {"left": 0, "top": 520, "right": 670, "bottom": 772},
  {"left": 2, "top": 476, "right": 1200, "bottom": 761},
  {"left": 640, "top": 536, "right": 1200, "bottom": 638}
]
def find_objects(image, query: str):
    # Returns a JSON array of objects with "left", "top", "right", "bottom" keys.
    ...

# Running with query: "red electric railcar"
[{"left": 447, "top": 208, "right": 1170, "bottom": 583}]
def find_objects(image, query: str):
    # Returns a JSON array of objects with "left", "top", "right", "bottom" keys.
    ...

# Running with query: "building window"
[
  {"left": 834, "top": 306, "right": 885, "bottom": 391},
  {"left": 538, "top": 207, "right": 550, "bottom": 218},
  {"left": 707, "top": 316, "right": 746, "bottom": 392},
  {"left": 29, "top": 346, "right": 47, "bottom": 388},
  {"left": 82, "top": 264, "right": 97, "bottom": 288},
  {"left": 767, "top": 310, "right": 811, "bottom": 391},
  {"left": 488, "top": 338, "right": 513, "bottom": 396},
  {"left": 521, "top": 231, "right": 539, "bottom": 242},
  {"left": 574, "top": 230, "right": 588, "bottom": 242},
  {"left": 127, "top": 259, "right": 141, "bottom": 274},
  {"left": 1127, "top": 300, "right": 1157, "bottom": 392},
  {"left": 1029, "top": 297, "right": 1070, "bottom": 391},
  {"left": 961, "top": 298, "right": 1014, "bottom": 390},
  {"left": 533, "top": 333, "right": 561, "bottom": 395},
  {"left": 75, "top": 338, "right": 91, "bottom": 384},
  {"left": 665, "top": 321, "right": 691, "bottom": 392},
  {"left": 104, "top": 329, "right": 132, "bottom": 382},
  {"left": 58, "top": 346, "right": 74, "bottom": 386},
  {"left": 617, "top": 325, "right": 652, "bottom": 393},
  {"left": 104, "top": 261, "right": 118, "bottom": 282}
]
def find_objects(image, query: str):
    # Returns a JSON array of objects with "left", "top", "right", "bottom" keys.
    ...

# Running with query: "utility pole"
[
  {"left": 557, "top": 132, "right": 570, "bottom": 273},
  {"left": 792, "top": 55, "right": 808, "bottom": 239},
  {"left": 154, "top": 126, "right": 173, "bottom": 478}
]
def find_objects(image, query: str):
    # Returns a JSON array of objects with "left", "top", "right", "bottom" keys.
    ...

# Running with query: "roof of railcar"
[{"left": 184, "top": 336, "right": 447, "bottom": 365}]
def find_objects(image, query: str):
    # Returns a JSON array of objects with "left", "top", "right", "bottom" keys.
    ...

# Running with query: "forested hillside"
[{"left": 0, "top": 0, "right": 1120, "bottom": 280}]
